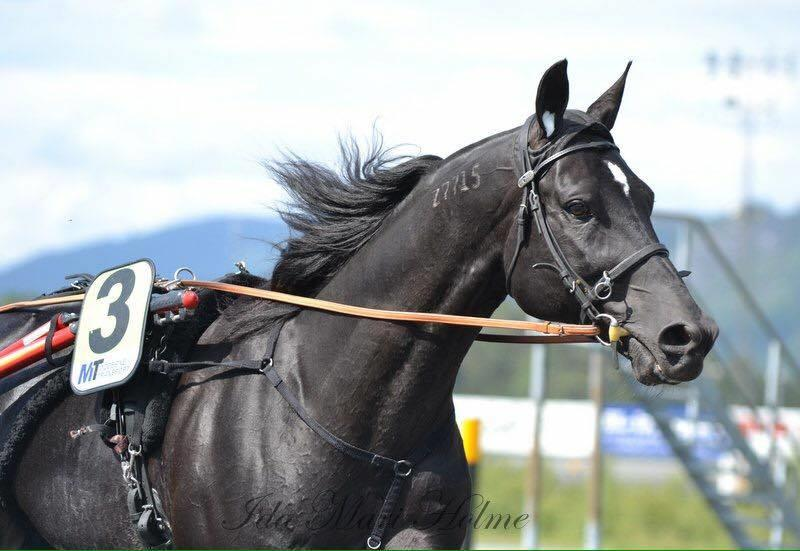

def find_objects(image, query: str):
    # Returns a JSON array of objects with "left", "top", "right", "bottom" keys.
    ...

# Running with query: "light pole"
[{"left": 705, "top": 50, "right": 796, "bottom": 215}]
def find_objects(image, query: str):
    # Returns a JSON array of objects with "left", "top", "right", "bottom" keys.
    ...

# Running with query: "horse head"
[{"left": 505, "top": 60, "right": 718, "bottom": 385}]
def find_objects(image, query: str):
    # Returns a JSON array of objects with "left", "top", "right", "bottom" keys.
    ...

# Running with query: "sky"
[{"left": 1, "top": 0, "right": 799, "bottom": 270}]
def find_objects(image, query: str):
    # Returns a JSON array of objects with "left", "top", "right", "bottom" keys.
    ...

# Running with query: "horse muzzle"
[{"left": 622, "top": 315, "right": 718, "bottom": 385}]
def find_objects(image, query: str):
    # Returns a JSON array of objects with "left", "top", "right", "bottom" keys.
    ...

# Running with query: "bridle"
[{"left": 506, "top": 114, "right": 670, "bottom": 326}]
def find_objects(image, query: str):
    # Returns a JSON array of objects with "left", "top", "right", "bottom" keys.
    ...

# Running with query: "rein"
[
  {"left": 0, "top": 293, "right": 88, "bottom": 314},
  {"left": 182, "top": 279, "right": 599, "bottom": 342},
  {"left": 0, "top": 280, "right": 600, "bottom": 344}
]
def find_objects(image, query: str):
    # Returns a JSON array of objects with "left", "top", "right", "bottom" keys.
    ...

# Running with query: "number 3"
[{"left": 89, "top": 268, "right": 135, "bottom": 354}]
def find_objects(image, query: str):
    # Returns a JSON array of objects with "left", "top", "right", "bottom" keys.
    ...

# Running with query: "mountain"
[{"left": 0, "top": 216, "right": 287, "bottom": 295}]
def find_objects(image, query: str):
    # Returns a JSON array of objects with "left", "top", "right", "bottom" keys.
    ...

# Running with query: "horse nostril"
[{"left": 658, "top": 322, "right": 695, "bottom": 353}]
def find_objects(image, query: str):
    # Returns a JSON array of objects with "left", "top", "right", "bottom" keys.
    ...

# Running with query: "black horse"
[{"left": 1, "top": 60, "right": 717, "bottom": 548}]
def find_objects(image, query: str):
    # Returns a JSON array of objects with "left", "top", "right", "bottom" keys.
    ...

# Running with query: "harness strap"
[
  {"left": 367, "top": 474, "right": 405, "bottom": 550},
  {"left": 118, "top": 370, "right": 173, "bottom": 548},
  {"left": 150, "top": 321, "right": 453, "bottom": 549},
  {"left": 367, "top": 418, "right": 451, "bottom": 550},
  {"left": 261, "top": 362, "right": 399, "bottom": 471}
]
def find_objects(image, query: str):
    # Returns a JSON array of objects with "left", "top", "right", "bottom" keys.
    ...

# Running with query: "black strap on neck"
[
  {"left": 150, "top": 320, "right": 453, "bottom": 549},
  {"left": 507, "top": 115, "right": 670, "bottom": 322}
]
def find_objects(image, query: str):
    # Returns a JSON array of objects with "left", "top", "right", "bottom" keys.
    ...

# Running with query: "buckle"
[
  {"left": 394, "top": 460, "right": 413, "bottom": 478},
  {"left": 528, "top": 190, "right": 541, "bottom": 212},
  {"left": 517, "top": 170, "right": 535, "bottom": 188},
  {"left": 593, "top": 271, "right": 613, "bottom": 300}
]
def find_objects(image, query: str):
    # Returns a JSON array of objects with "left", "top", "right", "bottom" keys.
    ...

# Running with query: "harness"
[
  {"left": 506, "top": 114, "right": 670, "bottom": 326},
  {"left": 0, "top": 114, "right": 680, "bottom": 549}
]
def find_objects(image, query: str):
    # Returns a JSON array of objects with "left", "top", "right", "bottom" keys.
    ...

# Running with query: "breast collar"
[{"left": 507, "top": 114, "right": 669, "bottom": 323}]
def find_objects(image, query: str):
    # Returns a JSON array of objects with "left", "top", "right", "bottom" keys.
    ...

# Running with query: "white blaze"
[{"left": 605, "top": 160, "right": 630, "bottom": 196}]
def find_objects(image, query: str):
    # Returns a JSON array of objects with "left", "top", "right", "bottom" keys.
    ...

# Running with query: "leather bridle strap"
[
  {"left": 507, "top": 115, "right": 671, "bottom": 323},
  {"left": 606, "top": 242, "right": 668, "bottom": 282},
  {"left": 591, "top": 242, "right": 669, "bottom": 302}
]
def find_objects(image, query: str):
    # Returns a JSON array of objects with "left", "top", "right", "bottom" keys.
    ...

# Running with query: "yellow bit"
[
  {"left": 461, "top": 418, "right": 481, "bottom": 465},
  {"left": 608, "top": 325, "right": 630, "bottom": 343}
]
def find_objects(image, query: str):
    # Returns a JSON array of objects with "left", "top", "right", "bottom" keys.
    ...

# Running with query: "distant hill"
[{"left": 0, "top": 216, "right": 287, "bottom": 295}]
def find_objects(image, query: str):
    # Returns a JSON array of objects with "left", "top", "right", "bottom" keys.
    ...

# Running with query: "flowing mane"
[{"left": 225, "top": 134, "right": 441, "bottom": 337}]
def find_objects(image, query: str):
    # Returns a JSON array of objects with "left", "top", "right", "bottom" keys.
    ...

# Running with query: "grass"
[{"left": 471, "top": 455, "right": 733, "bottom": 549}]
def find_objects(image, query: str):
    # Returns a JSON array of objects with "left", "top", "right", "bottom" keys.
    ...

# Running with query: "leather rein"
[{"left": 0, "top": 280, "right": 599, "bottom": 343}]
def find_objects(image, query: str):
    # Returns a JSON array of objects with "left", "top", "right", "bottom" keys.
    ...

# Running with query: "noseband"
[{"left": 508, "top": 115, "right": 669, "bottom": 323}]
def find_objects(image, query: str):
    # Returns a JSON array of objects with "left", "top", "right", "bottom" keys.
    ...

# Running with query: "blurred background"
[{"left": 1, "top": 1, "right": 799, "bottom": 548}]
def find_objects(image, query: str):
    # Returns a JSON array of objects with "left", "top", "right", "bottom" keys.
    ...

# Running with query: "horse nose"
[{"left": 657, "top": 320, "right": 718, "bottom": 381}]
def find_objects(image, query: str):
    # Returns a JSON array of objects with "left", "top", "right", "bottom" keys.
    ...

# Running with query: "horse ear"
[
  {"left": 587, "top": 61, "right": 632, "bottom": 130},
  {"left": 535, "top": 59, "right": 569, "bottom": 140}
]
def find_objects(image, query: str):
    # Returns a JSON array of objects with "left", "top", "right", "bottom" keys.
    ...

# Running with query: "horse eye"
[{"left": 565, "top": 200, "right": 592, "bottom": 218}]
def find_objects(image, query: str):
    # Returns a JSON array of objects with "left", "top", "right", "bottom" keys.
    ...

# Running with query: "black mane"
[
  {"left": 270, "top": 136, "right": 441, "bottom": 295},
  {"left": 225, "top": 134, "right": 441, "bottom": 337}
]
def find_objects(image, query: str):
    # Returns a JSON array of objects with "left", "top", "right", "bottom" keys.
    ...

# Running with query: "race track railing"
[{"left": 638, "top": 212, "right": 800, "bottom": 549}]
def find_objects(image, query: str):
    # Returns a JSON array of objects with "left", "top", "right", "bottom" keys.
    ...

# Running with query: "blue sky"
[{"left": 1, "top": 1, "right": 799, "bottom": 270}]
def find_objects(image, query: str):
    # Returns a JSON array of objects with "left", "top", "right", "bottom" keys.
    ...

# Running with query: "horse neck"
[{"left": 288, "top": 129, "right": 520, "bottom": 454}]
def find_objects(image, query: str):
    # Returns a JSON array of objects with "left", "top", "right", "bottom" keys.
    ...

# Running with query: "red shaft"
[
  {"left": 0, "top": 315, "right": 67, "bottom": 359},
  {"left": 182, "top": 290, "right": 199, "bottom": 310},
  {"left": 0, "top": 325, "right": 75, "bottom": 378}
]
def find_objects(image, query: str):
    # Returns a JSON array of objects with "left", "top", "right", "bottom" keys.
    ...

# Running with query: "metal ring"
[
  {"left": 366, "top": 535, "right": 382, "bottom": 549},
  {"left": 128, "top": 443, "right": 142, "bottom": 457},
  {"left": 259, "top": 358, "right": 274, "bottom": 372},
  {"left": 173, "top": 267, "right": 196, "bottom": 281},
  {"left": 593, "top": 271, "right": 613, "bottom": 300},
  {"left": 394, "top": 460, "right": 413, "bottom": 478},
  {"left": 593, "top": 313, "right": 619, "bottom": 347}
]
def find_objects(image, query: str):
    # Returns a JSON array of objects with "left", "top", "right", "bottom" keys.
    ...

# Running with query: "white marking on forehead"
[
  {"left": 605, "top": 160, "right": 630, "bottom": 197},
  {"left": 542, "top": 111, "right": 555, "bottom": 137}
]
